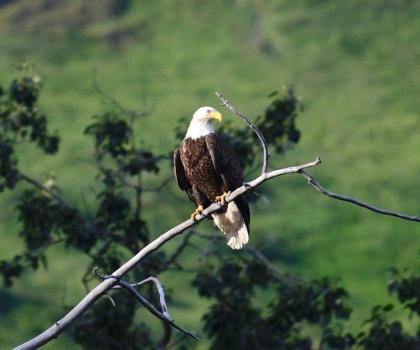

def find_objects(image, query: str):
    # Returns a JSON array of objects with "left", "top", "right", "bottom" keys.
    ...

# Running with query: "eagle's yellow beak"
[{"left": 209, "top": 111, "right": 223, "bottom": 123}]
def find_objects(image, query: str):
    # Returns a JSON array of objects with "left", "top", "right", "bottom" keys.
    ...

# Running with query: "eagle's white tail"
[{"left": 212, "top": 201, "right": 249, "bottom": 250}]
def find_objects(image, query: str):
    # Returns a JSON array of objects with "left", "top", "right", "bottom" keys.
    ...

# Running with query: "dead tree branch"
[
  {"left": 111, "top": 276, "right": 171, "bottom": 319},
  {"left": 299, "top": 169, "right": 420, "bottom": 222},
  {"left": 93, "top": 269, "right": 198, "bottom": 340},
  {"left": 14, "top": 92, "right": 419, "bottom": 350},
  {"left": 14, "top": 157, "right": 321, "bottom": 350},
  {"left": 215, "top": 91, "right": 420, "bottom": 223},
  {"left": 119, "top": 281, "right": 198, "bottom": 340}
]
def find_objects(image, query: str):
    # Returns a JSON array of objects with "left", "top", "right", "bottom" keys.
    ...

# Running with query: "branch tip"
[{"left": 215, "top": 90, "right": 270, "bottom": 173}]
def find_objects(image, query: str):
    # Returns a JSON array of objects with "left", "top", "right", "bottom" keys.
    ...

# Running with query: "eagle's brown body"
[
  {"left": 174, "top": 133, "right": 250, "bottom": 249},
  {"left": 180, "top": 136, "right": 228, "bottom": 203}
]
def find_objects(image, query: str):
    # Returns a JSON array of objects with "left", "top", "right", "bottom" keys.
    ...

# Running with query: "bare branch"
[
  {"left": 13, "top": 157, "right": 320, "bottom": 350},
  {"left": 215, "top": 91, "right": 420, "bottom": 223},
  {"left": 118, "top": 280, "right": 199, "bottom": 341},
  {"left": 93, "top": 269, "right": 198, "bottom": 341},
  {"left": 126, "top": 277, "right": 171, "bottom": 319},
  {"left": 158, "top": 322, "right": 172, "bottom": 350},
  {"left": 14, "top": 92, "right": 420, "bottom": 350},
  {"left": 299, "top": 169, "right": 420, "bottom": 223},
  {"left": 215, "top": 91, "right": 270, "bottom": 173},
  {"left": 102, "top": 294, "right": 116, "bottom": 307}
]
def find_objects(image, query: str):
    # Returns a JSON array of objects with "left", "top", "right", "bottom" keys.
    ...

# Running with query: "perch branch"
[
  {"left": 14, "top": 92, "right": 419, "bottom": 350},
  {"left": 14, "top": 158, "right": 321, "bottom": 350}
]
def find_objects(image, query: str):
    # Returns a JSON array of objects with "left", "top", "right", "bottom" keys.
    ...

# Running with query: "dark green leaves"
[
  {"left": 85, "top": 112, "right": 132, "bottom": 158},
  {"left": 2, "top": 70, "right": 419, "bottom": 350},
  {"left": 194, "top": 258, "right": 352, "bottom": 350},
  {"left": 255, "top": 87, "right": 302, "bottom": 152},
  {"left": 0, "top": 74, "right": 59, "bottom": 192},
  {"left": 0, "top": 256, "right": 24, "bottom": 287},
  {"left": 2, "top": 75, "right": 59, "bottom": 153},
  {"left": 10, "top": 76, "right": 40, "bottom": 108},
  {"left": 0, "top": 140, "right": 18, "bottom": 191},
  {"left": 72, "top": 293, "right": 155, "bottom": 350},
  {"left": 358, "top": 303, "right": 420, "bottom": 350}
]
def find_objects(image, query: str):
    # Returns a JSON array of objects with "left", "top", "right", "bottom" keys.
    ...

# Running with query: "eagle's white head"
[{"left": 184, "top": 106, "right": 223, "bottom": 140}]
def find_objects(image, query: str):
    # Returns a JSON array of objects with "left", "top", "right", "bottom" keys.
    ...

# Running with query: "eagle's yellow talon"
[
  {"left": 190, "top": 205, "right": 204, "bottom": 221},
  {"left": 215, "top": 191, "right": 231, "bottom": 206}
]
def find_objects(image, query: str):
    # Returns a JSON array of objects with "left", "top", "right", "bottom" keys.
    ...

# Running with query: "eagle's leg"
[
  {"left": 215, "top": 191, "right": 231, "bottom": 206},
  {"left": 191, "top": 205, "right": 204, "bottom": 221}
]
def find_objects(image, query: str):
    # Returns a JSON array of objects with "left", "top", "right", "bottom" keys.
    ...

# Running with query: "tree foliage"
[{"left": 1, "top": 70, "right": 419, "bottom": 349}]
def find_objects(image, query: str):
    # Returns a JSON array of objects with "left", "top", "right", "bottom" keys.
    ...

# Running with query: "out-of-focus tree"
[{"left": 1, "top": 69, "right": 419, "bottom": 349}]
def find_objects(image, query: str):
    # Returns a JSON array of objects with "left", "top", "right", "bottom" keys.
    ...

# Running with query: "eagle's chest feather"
[{"left": 180, "top": 137, "right": 224, "bottom": 199}]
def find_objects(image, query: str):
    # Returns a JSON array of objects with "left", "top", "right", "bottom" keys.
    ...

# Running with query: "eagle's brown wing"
[
  {"left": 173, "top": 147, "right": 195, "bottom": 204},
  {"left": 205, "top": 133, "right": 250, "bottom": 229},
  {"left": 205, "top": 134, "right": 243, "bottom": 189}
]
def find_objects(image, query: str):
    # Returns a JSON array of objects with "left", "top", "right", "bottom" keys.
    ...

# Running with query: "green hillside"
[{"left": 0, "top": 0, "right": 419, "bottom": 348}]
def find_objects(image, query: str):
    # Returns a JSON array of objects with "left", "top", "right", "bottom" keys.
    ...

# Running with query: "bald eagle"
[{"left": 173, "top": 106, "right": 250, "bottom": 249}]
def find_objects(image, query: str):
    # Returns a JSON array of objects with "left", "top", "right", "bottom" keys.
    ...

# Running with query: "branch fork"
[{"left": 93, "top": 267, "right": 198, "bottom": 340}]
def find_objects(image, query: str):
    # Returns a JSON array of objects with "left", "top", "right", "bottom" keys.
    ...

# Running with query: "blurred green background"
[{"left": 0, "top": 0, "right": 419, "bottom": 348}]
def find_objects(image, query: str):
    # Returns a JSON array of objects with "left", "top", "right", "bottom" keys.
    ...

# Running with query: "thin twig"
[
  {"left": 130, "top": 277, "right": 171, "bottom": 319},
  {"left": 103, "top": 294, "right": 116, "bottom": 307},
  {"left": 158, "top": 322, "right": 173, "bottom": 350},
  {"left": 118, "top": 281, "right": 199, "bottom": 340},
  {"left": 215, "top": 91, "right": 270, "bottom": 173},
  {"left": 299, "top": 169, "right": 420, "bottom": 223},
  {"left": 82, "top": 238, "right": 113, "bottom": 292}
]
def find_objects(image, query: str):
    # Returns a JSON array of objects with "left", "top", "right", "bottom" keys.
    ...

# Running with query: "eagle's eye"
[{"left": 206, "top": 109, "right": 211, "bottom": 113}]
